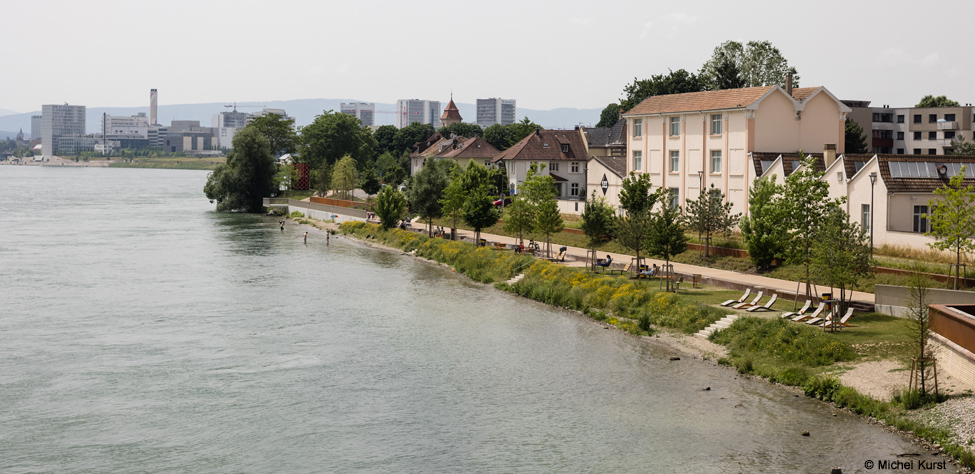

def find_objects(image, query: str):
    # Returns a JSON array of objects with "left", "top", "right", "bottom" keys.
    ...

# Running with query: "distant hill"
[
  {"left": 0, "top": 99, "right": 601, "bottom": 136},
  {"left": 0, "top": 108, "right": 20, "bottom": 117},
  {"left": 0, "top": 130, "right": 21, "bottom": 140}
]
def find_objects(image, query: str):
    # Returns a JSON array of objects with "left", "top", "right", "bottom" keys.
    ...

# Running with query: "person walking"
[
  {"left": 279, "top": 220, "right": 285, "bottom": 231},
  {"left": 303, "top": 232, "right": 308, "bottom": 244},
  {"left": 326, "top": 232, "right": 330, "bottom": 247}
]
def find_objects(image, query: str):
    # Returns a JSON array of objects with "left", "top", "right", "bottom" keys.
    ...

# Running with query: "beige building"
[
  {"left": 409, "top": 134, "right": 500, "bottom": 175},
  {"left": 619, "top": 85, "right": 850, "bottom": 215}
]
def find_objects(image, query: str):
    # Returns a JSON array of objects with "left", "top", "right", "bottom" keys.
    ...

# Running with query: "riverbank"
[{"left": 321, "top": 218, "right": 974, "bottom": 471}]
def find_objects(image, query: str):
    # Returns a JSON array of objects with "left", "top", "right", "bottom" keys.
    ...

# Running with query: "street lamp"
[
  {"left": 697, "top": 170, "right": 704, "bottom": 196},
  {"left": 869, "top": 172, "right": 877, "bottom": 259}
]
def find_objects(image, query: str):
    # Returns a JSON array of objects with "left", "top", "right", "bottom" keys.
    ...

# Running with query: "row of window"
[
  {"left": 877, "top": 113, "right": 961, "bottom": 124},
  {"left": 631, "top": 115, "right": 723, "bottom": 138},
  {"left": 862, "top": 204, "right": 929, "bottom": 234},
  {"left": 631, "top": 150, "right": 723, "bottom": 173},
  {"left": 530, "top": 162, "right": 581, "bottom": 173}
]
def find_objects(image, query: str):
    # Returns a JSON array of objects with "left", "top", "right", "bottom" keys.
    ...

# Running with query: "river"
[{"left": 0, "top": 166, "right": 948, "bottom": 473}]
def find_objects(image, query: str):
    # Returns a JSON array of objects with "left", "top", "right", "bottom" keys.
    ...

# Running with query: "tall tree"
[
  {"left": 460, "top": 161, "right": 501, "bottom": 244},
  {"left": 204, "top": 126, "right": 276, "bottom": 213},
  {"left": 580, "top": 191, "right": 616, "bottom": 268},
  {"left": 393, "top": 122, "right": 436, "bottom": 153},
  {"left": 845, "top": 118, "right": 869, "bottom": 154},
  {"left": 483, "top": 123, "right": 516, "bottom": 151},
  {"left": 299, "top": 111, "right": 376, "bottom": 169},
  {"left": 783, "top": 153, "right": 840, "bottom": 297},
  {"left": 439, "top": 122, "right": 483, "bottom": 138},
  {"left": 620, "top": 69, "right": 704, "bottom": 112},
  {"left": 810, "top": 203, "right": 872, "bottom": 319},
  {"left": 647, "top": 198, "right": 688, "bottom": 292},
  {"left": 373, "top": 125, "right": 399, "bottom": 156},
  {"left": 247, "top": 113, "right": 297, "bottom": 158},
  {"left": 596, "top": 103, "right": 622, "bottom": 128},
  {"left": 916, "top": 95, "right": 960, "bottom": 108},
  {"left": 906, "top": 264, "right": 936, "bottom": 395},
  {"left": 684, "top": 184, "right": 741, "bottom": 259},
  {"left": 407, "top": 159, "right": 453, "bottom": 236},
  {"left": 615, "top": 172, "right": 660, "bottom": 266},
  {"left": 374, "top": 186, "right": 407, "bottom": 231},
  {"left": 311, "top": 163, "right": 331, "bottom": 197},
  {"left": 331, "top": 155, "right": 358, "bottom": 200},
  {"left": 740, "top": 176, "right": 787, "bottom": 271},
  {"left": 508, "top": 117, "right": 544, "bottom": 144},
  {"left": 374, "top": 150, "right": 408, "bottom": 185},
  {"left": 520, "top": 164, "right": 561, "bottom": 257},
  {"left": 440, "top": 167, "right": 465, "bottom": 240},
  {"left": 699, "top": 40, "right": 799, "bottom": 90},
  {"left": 925, "top": 167, "right": 975, "bottom": 290},
  {"left": 360, "top": 167, "right": 382, "bottom": 196},
  {"left": 534, "top": 196, "right": 564, "bottom": 258},
  {"left": 502, "top": 196, "right": 534, "bottom": 246}
]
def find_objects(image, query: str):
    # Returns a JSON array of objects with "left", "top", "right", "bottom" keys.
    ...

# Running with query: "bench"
[
  {"left": 691, "top": 274, "right": 702, "bottom": 288},
  {"left": 610, "top": 262, "right": 631, "bottom": 276},
  {"left": 493, "top": 242, "right": 507, "bottom": 251}
]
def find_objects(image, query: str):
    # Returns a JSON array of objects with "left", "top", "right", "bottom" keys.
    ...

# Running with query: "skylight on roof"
[{"left": 888, "top": 161, "right": 975, "bottom": 178}]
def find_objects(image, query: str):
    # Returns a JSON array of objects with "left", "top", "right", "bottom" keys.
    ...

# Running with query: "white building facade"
[
  {"left": 396, "top": 99, "right": 441, "bottom": 129},
  {"left": 476, "top": 98, "right": 516, "bottom": 129}
]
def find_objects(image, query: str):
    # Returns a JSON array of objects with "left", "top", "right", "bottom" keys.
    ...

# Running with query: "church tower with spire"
[{"left": 440, "top": 94, "right": 463, "bottom": 129}]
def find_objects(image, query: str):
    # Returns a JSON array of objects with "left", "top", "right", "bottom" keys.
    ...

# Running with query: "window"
[
  {"left": 670, "top": 117, "right": 680, "bottom": 136},
  {"left": 897, "top": 131, "right": 904, "bottom": 140},
  {"left": 550, "top": 162, "right": 558, "bottom": 172},
  {"left": 897, "top": 115, "right": 905, "bottom": 123},
  {"left": 669, "top": 188, "right": 680, "bottom": 209},
  {"left": 633, "top": 118, "right": 642, "bottom": 137},
  {"left": 945, "top": 131, "right": 956, "bottom": 140},
  {"left": 913, "top": 148, "right": 921, "bottom": 154},
  {"left": 669, "top": 150, "right": 679, "bottom": 172},
  {"left": 710, "top": 114, "right": 722, "bottom": 135},
  {"left": 873, "top": 113, "right": 893, "bottom": 122},
  {"left": 929, "top": 114, "right": 937, "bottom": 123},
  {"left": 873, "top": 130, "right": 893, "bottom": 139},
  {"left": 946, "top": 113, "right": 956, "bottom": 121},
  {"left": 914, "top": 131, "right": 922, "bottom": 140},
  {"left": 571, "top": 162, "right": 579, "bottom": 173},
  {"left": 914, "top": 114, "right": 922, "bottom": 123},
  {"left": 913, "top": 206, "right": 928, "bottom": 233},
  {"left": 897, "top": 148, "right": 904, "bottom": 154},
  {"left": 561, "top": 144, "right": 569, "bottom": 153},
  {"left": 633, "top": 151, "right": 642, "bottom": 171},
  {"left": 710, "top": 150, "right": 722, "bottom": 173},
  {"left": 862, "top": 204, "right": 871, "bottom": 231},
  {"left": 571, "top": 182, "right": 579, "bottom": 196},
  {"left": 929, "top": 149, "right": 938, "bottom": 155},
  {"left": 929, "top": 131, "right": 937, "bottom": 140}
]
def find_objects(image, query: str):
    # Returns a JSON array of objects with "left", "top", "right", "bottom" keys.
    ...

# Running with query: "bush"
[
  {"left": 772, "top": 367, "right": 809, "bottom": 386},
  {"left": 710, "top": 317, "right": 855, "bottom": 367},
  {"left": 803, "top": 375, "right": 841, "bottom": 401},
  {"left": 894, "top": 388, "right": 948, "bottom": 410},
  {"left": 289, "top": 210, "right": 304, "bottom": 218}
]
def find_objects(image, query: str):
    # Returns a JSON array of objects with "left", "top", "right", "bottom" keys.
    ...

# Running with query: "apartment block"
[
  {"left": 396, "top": 99, "right": 441, "bottom": 129},
  {"left": 847, "top": 103, "right": 975, "bottom": 156},
  {"left": 41, "top": 104, "right": 86, "bottom": 156},
  {"left": 340, "top": 102, "right": 375, "bottom": 126},
  {"left": 476, "top": 98, "right": 516, "bottom": 129}
]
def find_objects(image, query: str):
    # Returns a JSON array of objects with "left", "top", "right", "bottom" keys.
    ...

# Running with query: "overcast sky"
[{"left": 5, "top": 0, "right": 974, "bottom": 114}]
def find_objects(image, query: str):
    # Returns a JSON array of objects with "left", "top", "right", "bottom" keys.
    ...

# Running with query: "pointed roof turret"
[{"left": 440, "top": 96, "right": 462, "bottom": 121}]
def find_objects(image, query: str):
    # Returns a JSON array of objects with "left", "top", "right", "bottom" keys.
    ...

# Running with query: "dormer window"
[{"left": 561, "top": 144, "right": 569, "bottom": 153}]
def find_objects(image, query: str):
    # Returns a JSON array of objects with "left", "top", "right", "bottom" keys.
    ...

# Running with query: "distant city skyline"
[{"left": 4, "top": 0, "right": 975, "bottom": 115}]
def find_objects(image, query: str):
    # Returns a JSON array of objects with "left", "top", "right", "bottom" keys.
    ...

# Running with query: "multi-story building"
[
  {"left": 396, "top": 99, "right": 441, "bottom": 129},
  {"left": 340, "top": 102, "right": 375, "bottom": 126},
  {"left": 212, "top": 108, "right": 291, "bottom": 149},
  {"left": 847, "top": 103, "right": 975, "bottom": 156},
  {"left": 492, "top": 129, "right": 590, "bottom": 209},
  {"left": 410, "top": 134, "right": 500, "bottom": 175},
  {"left": 31, "top": 115, "right": 41, "bottom": 140},
  {"left": 476, "top": 98, "right": 516, "bottom": 129},
  {"left": 41, "top": 104, "right": 86, "bottom": 156},
  {"left": 620, "top": 85, "right": 849, "bottom": 215},
  {"left": 102, "top": 112, "right": 150, "bottom": 138}
]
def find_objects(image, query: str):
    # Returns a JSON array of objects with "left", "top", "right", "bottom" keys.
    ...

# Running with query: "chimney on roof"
[
  {"left": 786, "top": 73, "right": 793, "bottom": 97},
  {"left": 824, "top": 144, "right": 837, "bottom": 169}
]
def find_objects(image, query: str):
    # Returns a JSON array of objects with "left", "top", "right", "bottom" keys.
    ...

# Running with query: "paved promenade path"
[{"left": 393, "top": 220, "right": 875, "bottom": 308}]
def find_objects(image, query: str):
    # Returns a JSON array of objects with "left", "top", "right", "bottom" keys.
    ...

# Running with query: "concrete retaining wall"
[
  {"left": 284, "top": 199, "right": 367, "bottom": 224},
  {"left": 875, "top": 285, "right": 975, "bottom": 317},
  {"left": 930, "top": 332, "right": 975, "bottom": 395}
]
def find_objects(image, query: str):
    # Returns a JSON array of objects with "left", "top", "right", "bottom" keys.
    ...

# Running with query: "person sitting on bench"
[
  {"left": 639, "top": 263, "right": 658, "bottom": 278},
  {"left": 596, "top": 254, "right": 612, "bottom": 267}
]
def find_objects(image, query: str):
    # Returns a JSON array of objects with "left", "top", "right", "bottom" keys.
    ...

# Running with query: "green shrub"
[
  {"left": 289, "top": 210, "right": 304, "bottom": 218},
  {"left": 772, "top": 367, "right": 809, "bottom": 386},
  {"left": 710, "top": 317, "right": 855, "bottom": 367},
  {"left": 802, "top": 375, "right": 841, "bottom": 401}
]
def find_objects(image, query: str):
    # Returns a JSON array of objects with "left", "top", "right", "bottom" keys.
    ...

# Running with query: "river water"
[{"left": 0, "top": 166, "right": 949, "bottom": 473}]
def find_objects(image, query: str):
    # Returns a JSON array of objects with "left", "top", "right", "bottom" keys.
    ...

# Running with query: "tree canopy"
[
  {"left": 204, "top": 126, "right": 276, "bottom": 212},
  {"left": 393, "top": 122, "right": 436, "bottom": 154},
  {"left": 374, "top": 186, "right": 407, "bottom": 231},
  {"left": 408, "top": 158, "right": 454, "bottom": 236},
  {"left": 299, "top": 111, "right": 376, "bottom": 169},
  {"left": 331, "top": 155, "right": 358, "bottom": 200},
  {"left": 916, "top": 95, "right": 960, "bottom": 108},
  {"left": 925, "top": 167, "right": 975, "bottom": 290},
  {"left": 620, "top": 69, "right": 704, "bottom": 112},
  {"left": 596, "top": 103, "right": 621, "bottom": 128},
  {"left": 248, "top": 113, "right": 297, "bottom": 158},
  {"left": 699, "top": 40, "right": 799, "bottom": 90},
  {"left": 439, "top": 122, "right": 483, "bottom": 138},
  {"left": 740, "top": 176, "right": 787, "bottom": 271},
  {"left": 684, "top": 184, "right": 740, "bottom": 258},
  {"left": 844, "top": 118, "right": 869, "bottom": 154}
]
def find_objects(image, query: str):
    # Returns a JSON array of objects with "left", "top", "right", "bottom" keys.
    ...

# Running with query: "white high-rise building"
[
  {"left": 396, "top": 99, "right": 441, "bottom": 129},
  {"left": 103, "top": 113, "right": 149, "bottom": 138},
  {"left": 41, "top": 104, "right": 86, "bottom": 156},
  {"left": 31, "top": 115, "right": 42, "bottom": 140},
  {"left": 340, "top": 102, "right": 375, "bottom": 126},
  {"left": 477, "top": 98, "right": 516, "bottom": 129}
]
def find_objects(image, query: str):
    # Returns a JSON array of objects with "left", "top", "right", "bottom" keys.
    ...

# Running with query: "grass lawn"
[{"left": 111, "top": 156, "right": 226, "bottom": 170}]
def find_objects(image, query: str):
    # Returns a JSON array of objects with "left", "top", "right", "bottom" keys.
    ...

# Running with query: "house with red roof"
[{"left": 492, "top": 129, "right": 590, "bottom": 206}]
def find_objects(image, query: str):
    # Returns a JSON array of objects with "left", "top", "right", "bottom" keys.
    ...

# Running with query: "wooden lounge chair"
[
  {"left": 595, "top": 256, "right": 613, "bottom": 271},
  {"left": 732, "top": 291, "right": 763, "bottom": 309},
  {"left": 722, "top": 288, "right": 751, "bottom": 307},
  {"left": 781, "top": 300, "right": 811, "bottom": 319},
  {"left": 823, "top": 308, "right": 855, "bottom": 328},
  {"left": 792, "top": 303, "right": 824, "bottom": 322},
  {"left": 553, "top": 248, "right": 567, "bottom": 262},
  {"left": 805, "top": 309, "right": 833, "bottom": 326},
  {"left": 610, "top": 262, "right": 631, "bottom": 275},
  {"left": 746, "top": 293, "right": 778, "bottom": 312}
]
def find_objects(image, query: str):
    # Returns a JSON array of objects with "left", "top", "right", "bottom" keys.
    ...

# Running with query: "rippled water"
[{"left": 0, "top": 166, "right": 947, "bottom": 473}]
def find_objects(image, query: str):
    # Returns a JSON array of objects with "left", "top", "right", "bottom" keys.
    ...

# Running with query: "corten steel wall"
[
  {"left": 930, "top": 305, "right": 975, "bottom": 354},
  {"left": 293, "top": 163, "right": 310, "bottom": 190},
  {"left": 309, "top": 196, "right": 366, "bottom": 209}
]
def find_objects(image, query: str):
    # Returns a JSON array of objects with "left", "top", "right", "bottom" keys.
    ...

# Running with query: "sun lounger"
[
  {"left": 732, "top": 291, "right": 763, "bottom": 309},
  {"left": 792, "top": 303, "right": 823, "bottom": 322},
  {"left": 805, "top": 310, "right": 833, "bottom": 326},
  {"left": 746, "top": 293, "right": 778, "bottom": 312},
  {"left": 781, "top": 300, "right": 812, "bottom": 319},
  {"left": 610, "top": 263, "right": 631, "bottom": 275},
  {"left": 721, "top": 288, "right": 751, "bottom": 307},
  {"left": 823, "top": 308, "right": 855, "bottom": 328}
]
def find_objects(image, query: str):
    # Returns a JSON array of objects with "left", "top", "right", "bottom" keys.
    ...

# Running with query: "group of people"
[{"left": 433, "top": 226, "right": 446, "bottom": 238}]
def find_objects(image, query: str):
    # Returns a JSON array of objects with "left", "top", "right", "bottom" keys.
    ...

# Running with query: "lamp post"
[
  {"left": 697, "top": 170, "right": 704, "bottom": 255},
  {"left": 869, "top": 172, "right": 877, "bottom": 259}
]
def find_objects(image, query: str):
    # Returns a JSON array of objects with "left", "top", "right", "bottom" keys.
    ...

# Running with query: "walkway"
[{"left": 394, "top": 220, "right": 875, "bottom": 307}]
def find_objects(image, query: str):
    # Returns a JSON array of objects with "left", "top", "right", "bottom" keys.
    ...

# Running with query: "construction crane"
[{"left": 225, "top": 102, "right": 266, "bottom": 113}]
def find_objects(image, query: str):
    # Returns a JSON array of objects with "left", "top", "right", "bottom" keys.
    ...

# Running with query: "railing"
[
  {"left": 930, "top": 305, "right": 975, "bottom": 355},
  {"left": 937, "top": 121, "right": 958, "bottom": 130}
]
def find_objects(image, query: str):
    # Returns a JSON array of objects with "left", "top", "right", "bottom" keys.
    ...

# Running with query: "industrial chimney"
[{"left": 150, "top": 89, "right": 158, "bottom": 125}]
